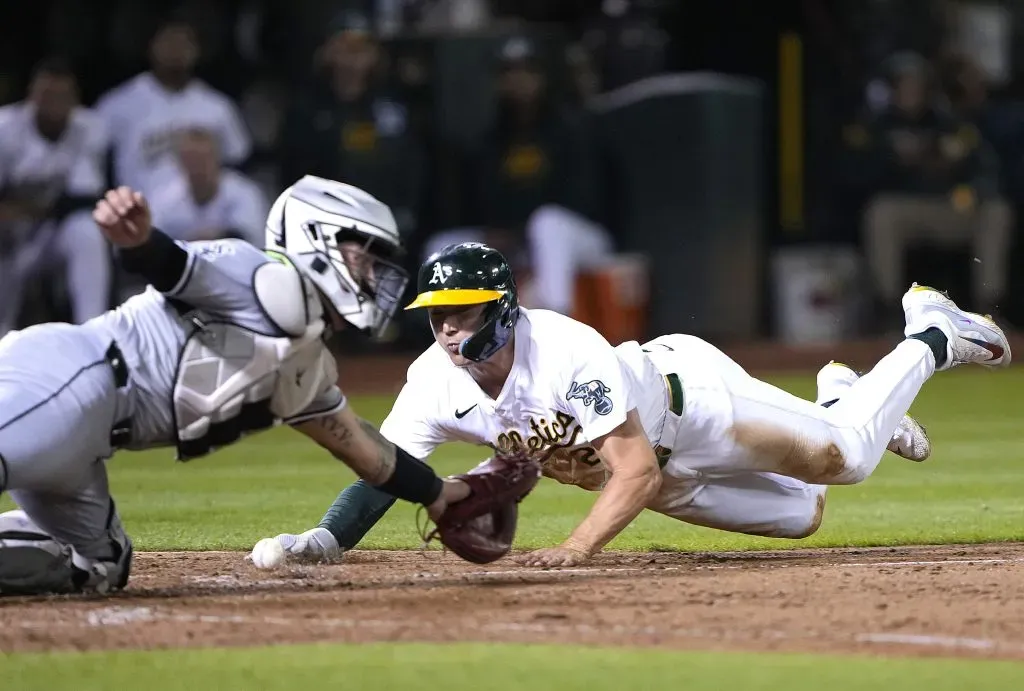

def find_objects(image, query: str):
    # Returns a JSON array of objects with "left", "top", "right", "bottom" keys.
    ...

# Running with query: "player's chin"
[
  {"left": 443, "top": 346, "right": 472, "bottom": 368},
  {"left": 449, "top": 353, "right": 473, "bottom": 368}
]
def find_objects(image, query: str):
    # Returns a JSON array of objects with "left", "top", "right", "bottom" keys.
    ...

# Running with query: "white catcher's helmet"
[{"left": 265, "top": 175, "right": 409, "bottom": 337}]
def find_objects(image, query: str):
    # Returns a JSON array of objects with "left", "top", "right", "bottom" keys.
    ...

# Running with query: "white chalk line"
[{"left": 12, "top": 605, "right": 1024, "bottom": 655}]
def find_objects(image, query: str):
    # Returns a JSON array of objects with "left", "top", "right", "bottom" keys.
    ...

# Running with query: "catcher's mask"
[
  {"left": 265, "top": 175, "right": 410, "bottom": 339},
  {"left": 404, "top": 242, "right": 519, "bottom": 362}
]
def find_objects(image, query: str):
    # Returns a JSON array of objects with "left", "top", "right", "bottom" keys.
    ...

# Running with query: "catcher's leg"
[
  {"left": 648, "top": 472, "right": 827, "bottom": 539},
  {"left": 0, "top": 494, "right": 132, "bottom": 595},
  {"left": 0, "top": 325, "right": 131, "bottom": 594},
  {"left": 3, "top": 455, "right": 133, "bottom": 595}
]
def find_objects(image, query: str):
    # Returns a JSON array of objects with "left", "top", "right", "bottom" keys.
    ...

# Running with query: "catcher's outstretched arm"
[
  {"left": 560, "top": 408, "right": 663, "bottom": 557},
  {"left": 294, "top": 406, "right": 465, "bottom": 515}
]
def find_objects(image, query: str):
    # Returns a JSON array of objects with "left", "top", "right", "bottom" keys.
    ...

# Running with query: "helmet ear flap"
[{"left": 459, "top": 295, "right": 518, "bottom": 362}]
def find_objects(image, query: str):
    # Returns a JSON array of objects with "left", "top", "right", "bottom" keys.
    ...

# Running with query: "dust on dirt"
[{"left": 3, "top": 543, "right": 1024, "bottom": 660}]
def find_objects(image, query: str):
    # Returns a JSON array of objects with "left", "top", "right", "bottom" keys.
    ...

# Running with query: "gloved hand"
[{"left": 265, "top": 527, "right": 343, "bottom": 563}]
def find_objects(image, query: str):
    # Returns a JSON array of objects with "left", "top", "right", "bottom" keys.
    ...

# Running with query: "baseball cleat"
[
  {"left": 902, "top": 283, "right": 1011, "bottom": 370},
  {"left": 816, "top": 361, "right": 931, "bottom": 462}
]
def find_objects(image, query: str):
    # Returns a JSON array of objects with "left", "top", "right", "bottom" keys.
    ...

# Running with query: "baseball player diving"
[
  {"left": 0, "top": 176, "right": 520, "bottom": 595},
  {"left": 261, "top": 241, "right": 1011, "bottom": 568}
]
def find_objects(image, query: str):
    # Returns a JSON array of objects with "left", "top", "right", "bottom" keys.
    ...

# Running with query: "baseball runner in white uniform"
[
  {"left": 0, "top": 59, "right": 112, "bottom": 334},
  {"left": 262, "top": 242, "right": 1010, "bottom": 567},
  {"left": 0, "top": 176, "right": 494, "bottom": 595}
]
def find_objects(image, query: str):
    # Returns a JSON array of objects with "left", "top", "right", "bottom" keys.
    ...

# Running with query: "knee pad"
[{"left": 0, "top": 509, "right": 133, "bottom": 595}]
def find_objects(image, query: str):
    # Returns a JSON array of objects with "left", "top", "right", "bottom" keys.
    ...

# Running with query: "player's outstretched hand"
[
  {"left": 93, "top": 186, "right": 152, "bottom": 248},
  {"left": 516, "top": 545, "right": 591, "bottom": 568}
]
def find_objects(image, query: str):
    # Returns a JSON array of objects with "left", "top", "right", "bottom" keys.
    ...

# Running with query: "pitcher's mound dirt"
[{"left": 3, "top": 543, "right": 1024, "bottom": 659}]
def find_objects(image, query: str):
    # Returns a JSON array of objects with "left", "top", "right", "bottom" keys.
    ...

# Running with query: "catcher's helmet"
[
  {"left": 405, "top": 242, "right": 519, "bottom": 362},
  {"left": 264, "top": 175, "right": 409, "bottom": 338}
]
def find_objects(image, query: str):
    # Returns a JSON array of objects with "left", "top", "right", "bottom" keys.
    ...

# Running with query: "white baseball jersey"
[
  {"left": 83, "top": 238, "right": 345, "bottom": 456},
  {"left": 148, "top": 169, "right": 269, "bottom": 247},
  {"left": 379, "top": 308, "right": 670, "bottom": 490},
  {"left": 95, "top": 73, "right": 251, "bottom": 196},
  {"left": 0, "top": 101, "right": 107, "bottom": 211}
]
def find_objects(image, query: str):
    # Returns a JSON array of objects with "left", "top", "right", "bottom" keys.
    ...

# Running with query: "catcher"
[
  {"left": 0, "top": 178, "right": 534, "bottom": 595},
  {"left": 257, "top": 242, "right": 1009, "bottom": 568}
]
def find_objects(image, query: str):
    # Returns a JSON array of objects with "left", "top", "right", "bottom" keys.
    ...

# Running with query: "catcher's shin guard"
[{"left": 0, "top": 509, "right": 133, "bottom": 595}]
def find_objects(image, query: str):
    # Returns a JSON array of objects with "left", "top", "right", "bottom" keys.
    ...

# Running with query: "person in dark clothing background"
[
  {"left": 280, "top": 9, "right": 426, "bottom": 243},
  {"left": 424, "top": 34, "right": 613, "bottom": 317},
  {"left": 848, "top": 51, "right": 1012, "bottom": 322},
  {"left": 942, "top": 53, "right": 1024, "bottom": 205}
]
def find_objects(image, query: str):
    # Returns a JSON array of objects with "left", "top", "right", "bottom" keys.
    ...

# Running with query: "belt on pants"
[
  {"left": 106, "top": 341, "right": 133, "bottom": 448},
  {"left": 653, "top": 372, "right": 684, "bottom": 468}
]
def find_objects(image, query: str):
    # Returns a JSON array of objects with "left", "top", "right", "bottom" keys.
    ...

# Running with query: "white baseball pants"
[{"left": 642, "top": 334, "right": 935, "bottom": 538}]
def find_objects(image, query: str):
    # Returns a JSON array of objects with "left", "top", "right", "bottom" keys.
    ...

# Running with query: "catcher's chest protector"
[{"left": 172, "top": 266, "right": 337, "bottom": 461}]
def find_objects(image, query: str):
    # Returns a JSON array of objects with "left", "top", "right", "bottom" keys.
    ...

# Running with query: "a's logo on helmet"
[
  {"left": 566, "top": 379, "right": 614, "bottom": 416},
  {"left": 429, "top": 262, "right": 453, "bottom": 285}
]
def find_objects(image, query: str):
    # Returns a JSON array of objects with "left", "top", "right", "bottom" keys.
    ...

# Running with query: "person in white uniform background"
[
  {"left": 0, "top": 57, "right": 112, "bottom": 336},
  {"left": 148, "top": 127, "right": 268, "bottom": 247},
  {"left": 94, "top": 13, "right": 252, "bottom": 198}
]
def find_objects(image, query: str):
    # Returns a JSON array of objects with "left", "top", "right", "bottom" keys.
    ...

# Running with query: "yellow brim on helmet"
[{"left": 404, "top": 289, "right": 505, "bottom": 310}]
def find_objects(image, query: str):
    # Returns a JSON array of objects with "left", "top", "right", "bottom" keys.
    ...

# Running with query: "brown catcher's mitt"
[{"left": 422, "top": 451, "right": 541, "bottom": 564}]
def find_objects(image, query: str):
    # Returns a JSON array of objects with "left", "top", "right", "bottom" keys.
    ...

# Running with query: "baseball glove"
[{"left": 421, "top": 451, "right": 541, "bottom": 564}]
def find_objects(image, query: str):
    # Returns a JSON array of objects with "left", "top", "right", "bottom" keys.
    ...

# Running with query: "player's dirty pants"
[
  {"left": 0, "top": 323, "right": 133, "bottom": 594},
  {"left": 642, "top": 334, "right": 934, "bottom": 538}
]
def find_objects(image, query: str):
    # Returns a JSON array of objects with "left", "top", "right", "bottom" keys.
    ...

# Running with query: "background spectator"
[
  {"left": 850, "top": 51, "right": 1012, "bottom": 324},
  {"left": 2, "top": 0, "right": 1023, "bottom": 344},
  {"left": 0, "top": 57, "right": 110, "bottom": 336},
  {"left": 279, "top": 9, "right": 427, "bottom": 241},
  {"left": 95, "top": 12, "right": 252, "bottom": 198},
  {"left": 424, "top": 34, "right": 612, "bottom": 317},
  {"left": 148, "top": 127, "right": 268, "bottom": 248},
  {"left": 941, "top": 52, "right": 1024, "bottom": 205}
]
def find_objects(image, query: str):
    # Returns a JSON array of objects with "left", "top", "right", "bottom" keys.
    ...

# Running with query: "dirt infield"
[{"left": 3, "top": 543, "right": 1024, "bottom": 659}]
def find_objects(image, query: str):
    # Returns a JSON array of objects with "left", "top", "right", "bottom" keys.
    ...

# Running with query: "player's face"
[
  {"left": 178, "top": 131, "right": 219, "bottom": 180},
  {"left": 29, "top": 73, "right": 76, "bottom": 125},
  {"left": 338, "top": 241, "right": 376, "bottom": 292},
  {"left": 428, "top": 304, "right": 488, "bottom": 367},
  {"left": 151, "top": 24, "right": 199, "bottom": 74},
  {"left": 322, "top": 33, "right": 379, "bottom": 80}
]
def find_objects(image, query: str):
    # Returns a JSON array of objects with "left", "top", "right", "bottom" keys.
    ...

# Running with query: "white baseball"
[{"left": 250, "top": 537, "right": 287, "bottom": 569}]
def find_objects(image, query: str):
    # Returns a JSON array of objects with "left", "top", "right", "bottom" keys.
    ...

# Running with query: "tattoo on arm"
[
  {"left": 356, "top": 418, "right": 397, "bottom": 484},
  {"left": 313, "top": 414, "right": 397, "bottom": 485}
]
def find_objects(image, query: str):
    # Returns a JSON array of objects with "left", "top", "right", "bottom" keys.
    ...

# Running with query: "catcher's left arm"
[
  {"left": 290, "top": 407, "right": 541, "bottom": 563},
  {"left": 518, "top": 409, "right": 662, "bottom": 567}
]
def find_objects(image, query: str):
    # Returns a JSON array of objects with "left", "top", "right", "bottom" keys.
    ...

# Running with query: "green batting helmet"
[{"left": 405, "top": 242, "right": 519, "bottom": 361}]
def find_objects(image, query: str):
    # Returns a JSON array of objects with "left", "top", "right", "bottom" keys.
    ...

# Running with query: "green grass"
[
  {"left": 3, "top": 367, "right": 1022, "bottom": 552},
  {"left": 5, "top": 368, "right": 1024, "bottom": 682},
  {"left": 4, "top": 642, "right": 1023, "bottom": 690}
]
